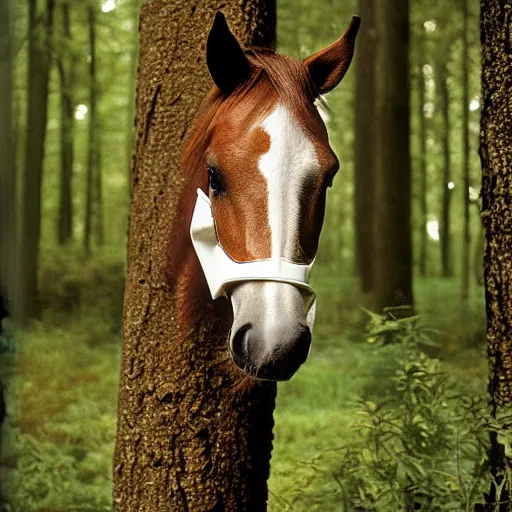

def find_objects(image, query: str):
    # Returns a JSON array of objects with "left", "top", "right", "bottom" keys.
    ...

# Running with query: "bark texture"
[
  {"left": 84, "top": 5, "right": 101, "bottom": 253},
  {"left": 113, "top": 1, "right": 277, "bottom": 510},
  {"left": 354, "top": 0, "right": 376, "bottom": 294},
  {"left": 18, "top": 0, "right": 55, "bottom": 324},
  {"left": 373, "top": 0, "right": 413, "bottom": 312},
  {"left": 480, "top": 0, "right": 512, "bottom": 506}
]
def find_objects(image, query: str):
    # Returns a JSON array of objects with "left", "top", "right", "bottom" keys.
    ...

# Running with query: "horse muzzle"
[{"left": 190, "top": 188, "right": 317, "bottom": 380}]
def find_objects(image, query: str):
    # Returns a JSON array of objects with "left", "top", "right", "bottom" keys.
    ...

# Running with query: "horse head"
[{"left": 184, "top": 12, "right": 359, "bottom": 381}]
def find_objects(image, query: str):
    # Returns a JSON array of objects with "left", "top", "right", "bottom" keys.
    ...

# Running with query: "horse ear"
[
  {"left": 304, "top": 16, "right": 360, "bottom": 95},
  {"left": 206, "top": 12, "right": 252, "bottom": 94}
]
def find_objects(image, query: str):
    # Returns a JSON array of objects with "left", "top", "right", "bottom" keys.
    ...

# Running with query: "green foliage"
[
  {"left": 3, "top": 305, "right": 119, "bottom": 511},
  {"left": 39, "top": 247, "right": 125, "bottom": 335},
  {"left": 270, "top": 310, "right": 490, "bottom": 512}
]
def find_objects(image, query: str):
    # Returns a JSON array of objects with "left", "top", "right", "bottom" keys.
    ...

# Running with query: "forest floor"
[{"left": 2, "top": 272, "right": 488, "bottom": 511}]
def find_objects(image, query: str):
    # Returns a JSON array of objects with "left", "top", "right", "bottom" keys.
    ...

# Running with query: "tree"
[
  {"left": 84, "top": 3, "right": 103, "bottom": 253},
  {"left": 0, "top": 2, "right": 15, "bottom": 500},
  {"left": 56, "top": 1, "right": 75, "bottom": 245},
  {"left": 417, "top": 33, "right": 428, "bottom": 278},
  {"left": 17, "top": 0, "right": 55, "bottom": 324},
  {"left": 480, "top": 0, "right": 512, "bottom": 508},
  {"left": 461, "top": 0, "right": 471, "bottom": 312},
  {"left": 124, "top": 0, "right": 139, "bottom": 190},
  {"left": 0, "top": 0, "right": 16, "bottom": 316},
  {"left": 354, "top": 0, "right": 376, "bottom": 294},
  {"left": 373, "top": 0, "right": 413, "bottom": 312},
  {"left": 436, "top": 52, "right": 453, "bottom": 277},
  {"left": 113, "top": 2, "right": 276, "bottom": 510}
]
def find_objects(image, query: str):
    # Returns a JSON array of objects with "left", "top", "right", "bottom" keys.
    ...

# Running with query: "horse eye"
[{"left": 208, "top": 167, "right": 225, "bottom": 197}]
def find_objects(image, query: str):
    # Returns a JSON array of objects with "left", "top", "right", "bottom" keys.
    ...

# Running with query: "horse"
[{"left": 177, "top": 12, "right": 359, "bottom": 383}]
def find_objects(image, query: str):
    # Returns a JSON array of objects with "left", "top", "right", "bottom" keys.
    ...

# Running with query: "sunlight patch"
[
  {"left": 427, "top": 220, "right": 440, "bottom": 242},
  {"left": 101, "top": 0, "right": 116, "bottom": 13},
  {"left": 424, "top": 20, "right": 437, "bottom": 32},
  {"left": 74, "top": 104, "right": 88, "bottom": 121},
  {"left": 469, "top": 97, "right": 480, "bottom": 112}
]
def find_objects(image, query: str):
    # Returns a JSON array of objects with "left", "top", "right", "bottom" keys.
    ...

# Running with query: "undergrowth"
[
  {"left": 0, "top": 260, "right": 497, "bottom": 512},
  {"left": 270, "top": 309, "right": 497, "bottom": 512}
]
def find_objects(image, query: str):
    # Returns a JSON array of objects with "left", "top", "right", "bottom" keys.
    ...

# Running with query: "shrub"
[{"left": 285, "top": 310, "right": 492, "bottom": 511}]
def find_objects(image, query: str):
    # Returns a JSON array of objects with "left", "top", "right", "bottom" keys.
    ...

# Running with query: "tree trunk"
[
  {"left": 17, "top": 0, "right": 55, "bottom": 325},
  {"left": 354, "top": 0, "right": 376, "bottom": 294},
  {"left": 461, "top": 0, "right": 471, "bottom": 311},
  {"left": 418, "top": 52, "right": 427, "bottom": 278},
  {"left": 84, "top": 5, "right": 101, "bottom": 253},
  {"left": 437, "top": 55, "right": 453, "bottom": 278},
  {"left": 373, "top": 0, "right": 413, "bottom": 313},
  {"left": 56, "top": 1, "right": 74, "bottom": 245},
  {"left": 480, "top": 1, "right": 512, "bottom": 508},
  {"left": 0, "top": 0, "right": 16, "bottom": 317},
  {"left": 0, "top": 2, "right": 15, "bottom": 501},
  {"left": 473, "top": 218, "right": 484, "bottom": 286},
  {"left": 125, "top": 0, "right": 139, "bottom": 193},
  {"left": 113, "top": 2, "right": 277, "bottom": 511}
]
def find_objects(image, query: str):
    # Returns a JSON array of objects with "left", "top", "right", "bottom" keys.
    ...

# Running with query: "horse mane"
[{"left": 180, "top": 47, "right": 319, "bottom": 180}]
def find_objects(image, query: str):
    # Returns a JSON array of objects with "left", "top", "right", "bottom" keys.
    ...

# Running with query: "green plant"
[{"left": 285, "top": 310, "right": 492, "bottom": 512}]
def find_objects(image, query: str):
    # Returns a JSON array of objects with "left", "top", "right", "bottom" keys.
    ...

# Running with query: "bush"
[
  {"left": 284, "top": 310, "right": 492, "bottom": 511},
  {"left": 39, "top": 247, "right": 125, "bottom": 337},
  {"left": 3, "top": 317, "right": 119, "bottom": 511}
]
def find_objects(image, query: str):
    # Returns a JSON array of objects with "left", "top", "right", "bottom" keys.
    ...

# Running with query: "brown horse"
[{"left": 178, "top": 12, "right": 359, "bottom": 382}]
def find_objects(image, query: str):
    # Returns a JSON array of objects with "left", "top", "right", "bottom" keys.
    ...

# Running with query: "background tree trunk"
[
  {"left": 480, "top": 0, "right": 512, "bottom": 508},
  {"left": 373, "top": 0, "right": 413, "bottom": 312},
  {"left": 0, "top": 0, "right": 17, "bottom": 317},
  {"left": 461, "top": 0, "right": 471, "bottom": 312},
  {"left": 0, "top": 2, "right": 15, "bottom": 501},
  {"left": 113, "top": 1, "right": 276, "bottom": 510},
  {"left": 354, "top": 0, "right": 376, "bottom": 295},
  {"left": 18, "top": 0, "right": 55, "bottom": 324},
  {"left": 437, "top": 55, "right": 452, "bottom": 278},
  {"left": 84, "top": 4, "right": 101, "bottom": 253},
  {"left": 56, "top": 1, "right": 74, "bottom": 245},
  {"left": 418, "top": 54, "right": 427, "bottom": 278}
]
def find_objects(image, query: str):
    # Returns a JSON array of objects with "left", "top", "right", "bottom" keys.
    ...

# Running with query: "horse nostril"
[
  {"left": 231, "top": 323, "right": 252, "bottom": 366},
  {"left": 258, "top": 325, "right": 312, "bottom": 381}
]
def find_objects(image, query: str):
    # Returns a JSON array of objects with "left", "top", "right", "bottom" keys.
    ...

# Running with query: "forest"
[{"left": 0, "top": 0, "right": 511, "bottom": 510}]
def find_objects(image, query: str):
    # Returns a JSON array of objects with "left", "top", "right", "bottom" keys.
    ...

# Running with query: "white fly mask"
[{"left": 190, "top": 188, "right": 317, "bottom": 330}]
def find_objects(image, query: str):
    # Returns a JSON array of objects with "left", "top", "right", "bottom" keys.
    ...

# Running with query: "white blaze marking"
[{"left": 258, "top": 104, "right": 319, "bottom": 261}]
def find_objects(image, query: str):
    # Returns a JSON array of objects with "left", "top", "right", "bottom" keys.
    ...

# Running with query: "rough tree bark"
[
  {"left": 125, "top": 0, "right": 139, "bottom": 192},
  {"left": 354, "top": 0, "right": 377, "bottom": 294},
  {"left": 18, "top": 0, "right": 55, "bottom": 324},
  {"left": 56, "top": 1, "right": 74, "bottom": 245},
  {"left": 113, "top": 2, "right": 276, "bottom": 511},
  {"left": 437, "top": 54, "right": 453, "bottom": 278},
  {"left": 373, "top": 0, "right": 413, "bottom": 312},
  {"left": 480, "top": 0, "right": 512, "bottom": 508}
]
